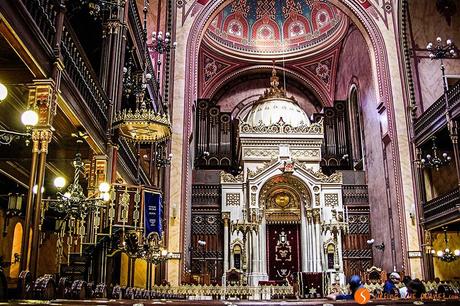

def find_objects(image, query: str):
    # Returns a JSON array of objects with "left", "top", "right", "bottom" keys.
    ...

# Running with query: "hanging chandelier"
[
  {"left": 419, "top": 136, "right": 451, "bottom": 170},
  {"left": 119, "top": 231, "right": 172, "bottom": 264},
  {"left": 431, "top": 227, "right": 460, "bottom": 262},
  {"left": 49, "top": 152, "right": 111, "bottom": 219}
]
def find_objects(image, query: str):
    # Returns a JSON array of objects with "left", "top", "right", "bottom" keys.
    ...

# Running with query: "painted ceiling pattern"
[{"left": 204, "top": 0, "right": 347, "bottom": 57}]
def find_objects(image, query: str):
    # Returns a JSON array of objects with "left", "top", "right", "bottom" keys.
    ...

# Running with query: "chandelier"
[
  {"left": 419, "top": 136, "right": 451, "bottom": 170},
  {"left": 49, "top": 152, "right": 111, "bottom": 219},
  {"left": 119, "top": 231, "right": 171, "bottom": 264},
  {"left": 431, "top": 227, "right": 460, "bottom": 262}
]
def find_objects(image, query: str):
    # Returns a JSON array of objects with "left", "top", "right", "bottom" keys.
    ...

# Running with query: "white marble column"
[
  {"left": 315, "top": 219, "right": 322, "bottom": 272},
  {"left": 312, "top": 217, "right": 317, "bottom": 272},
  {"left": 306, "top": 214, "right": 313, "bottom": 271},
  {"left": 260, "top": 220, "right": 268, "bottom": 276},
  {"left": 222, "top": 214, "right": 229, "bottom": 284},
  {"left": 301, "top": 208, "right": 308, "bottom": 272}
]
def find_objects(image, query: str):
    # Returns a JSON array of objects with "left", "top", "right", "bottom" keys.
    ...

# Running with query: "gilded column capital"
[
  {"left": 32, "top": 129, "right": 53, "bottom": 153},
  {"left": 222, "top": 212, "right": 230, "bottom": 227}
]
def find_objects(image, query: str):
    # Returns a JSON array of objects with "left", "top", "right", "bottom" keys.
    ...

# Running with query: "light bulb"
[
  {"left": 21, "top": 110, "right": 39, "bottom": 127},
  {"left": 437, "top": 37, "right": 442, "bottom": 43},
  {"left": 98, "top": 182, "right": 110, "bottom": 193},
  {"left": 54, "top": 177, "right": 66, "bottom": 189},
  {"left": 443, "top": 152, "right": 448, "bottom": 158},
  {"left": 429, "top": 53, "right": 435, "bottom": 59},
  {"left": 454, "top": 249, "right": 460, "bottom": 256},
  {"left": 0, "top": 83, "right": 7, "bottom": 101},
  {"left": 101, "top": 192, "right": 110, "bottom": 202},
  {"left": 447, "top": 39, "right": 452, "bottom": 45},
  {"left": 123, "top": 67, "right": 128, "bottom": 73},
  {"left": 437, "top": 250, "right": 444, "bottom": 257},
  {"left": 145, "top": 73, "right": 152, "bottom": 80},
  {"left": 427, "top": 43, "right": 433, "bottom": 50},
  {"left": 426, "top": 154, "right": 432, "bottom": 159},
  {"left": 32, "top": 185, "right": 44, "bottom": 194}
]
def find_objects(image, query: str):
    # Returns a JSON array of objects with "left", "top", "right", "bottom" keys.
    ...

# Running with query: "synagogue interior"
[{"left": 0, "top": 0, "right": 460, "bottom": 304}]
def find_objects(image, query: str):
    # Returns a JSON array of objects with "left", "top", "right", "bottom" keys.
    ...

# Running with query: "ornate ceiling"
[{"left": 203, "top": 0, "right": 348, "bottom": 60}]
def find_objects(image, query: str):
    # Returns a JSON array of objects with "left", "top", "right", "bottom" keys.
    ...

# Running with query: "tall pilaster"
[{"left": 222, "top": 212, "right": 229, "bottom": 284}]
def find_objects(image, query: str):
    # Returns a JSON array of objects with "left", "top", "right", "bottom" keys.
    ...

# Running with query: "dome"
[
  {"left": 245, "top": 69, "right": 310, "bottom": 127},
  {"left": 204, "top": 0, "right": 348, "bottom": 60}
]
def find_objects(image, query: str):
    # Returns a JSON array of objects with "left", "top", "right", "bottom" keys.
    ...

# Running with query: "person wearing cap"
[{"left": 384, "top": 272, "right": 401, "bottom": 296}]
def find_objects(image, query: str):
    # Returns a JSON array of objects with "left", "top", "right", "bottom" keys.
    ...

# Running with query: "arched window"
[
  {"left": 9, "top": 222, "right": 23, "bottom": 278},
  {"left": 348, "top": 85, "right": 365, "bottom": 170}
]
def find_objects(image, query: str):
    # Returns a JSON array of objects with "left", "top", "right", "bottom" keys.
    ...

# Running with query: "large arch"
[{"left": 177, "top": 0, "right": 408, "bottom": 279}]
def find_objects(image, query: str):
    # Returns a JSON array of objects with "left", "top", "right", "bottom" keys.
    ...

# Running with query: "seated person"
[
  {"left": 383, "top": 272, "right": 401, "bottom": 297},
  {"left": 399, "top": 276, "right": 412, "bottom": 298},
  {"left": 327, "top": 275, "right": 363, "bottom": 300},
  {"left": 408, "top": 278, "right": 426, "bottom": 298}
]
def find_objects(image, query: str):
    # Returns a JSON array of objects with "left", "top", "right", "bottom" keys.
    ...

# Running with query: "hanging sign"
[{"left": 144, "top": 191, "right": 163, "bottom": 238}]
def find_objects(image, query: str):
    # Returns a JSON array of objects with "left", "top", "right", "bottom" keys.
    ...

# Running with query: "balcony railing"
[
  {"left": 61, "top": 20, "right": 109, "bottom": 127},
  {"left": 414, "top": 81, "right": 460, "bottom": 146},
  {"left": 23, "top": 0, "right": 57, "bottom": 46},
  {"left": 21, "top": 0, "right": 109, "bottom": 130},
  {"left": 423, "top": 188, "right": 460, "bottom": 228}
]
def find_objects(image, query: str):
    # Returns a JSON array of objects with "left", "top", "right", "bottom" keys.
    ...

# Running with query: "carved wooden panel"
[{"left": 342, "top": 185, "right": 373, "bottom": 277}]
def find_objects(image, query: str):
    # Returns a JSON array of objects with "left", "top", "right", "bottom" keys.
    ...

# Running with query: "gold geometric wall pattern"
[
  {"left": 226, "top": 193, "right": 241, "bottom": 206},
  {"left": 324, "top": 193, "right": 339, "bottom": 207}
]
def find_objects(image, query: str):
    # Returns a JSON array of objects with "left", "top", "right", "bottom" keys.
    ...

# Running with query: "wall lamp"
[{"left": 367, "top": 239, "right": 385, "bottom": 251}]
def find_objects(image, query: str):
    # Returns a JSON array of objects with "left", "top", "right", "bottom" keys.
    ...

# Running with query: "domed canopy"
[
  {"left": 204, "top": 0, "right": 348, "bottom": 60},
  {"left": 244, "top": 69, "right": 310, "bottom": 127}
]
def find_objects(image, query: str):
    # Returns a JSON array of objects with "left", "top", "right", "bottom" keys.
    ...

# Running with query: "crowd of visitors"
[{"left": 327, "top": 273, "right": 457, "bottom": 300}]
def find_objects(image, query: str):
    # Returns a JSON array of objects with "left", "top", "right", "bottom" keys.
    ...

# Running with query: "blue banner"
[{"left": 144, "top": 191, "right": 162, "bottom": 238}]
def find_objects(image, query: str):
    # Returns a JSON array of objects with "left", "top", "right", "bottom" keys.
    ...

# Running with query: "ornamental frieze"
[
  {"left": 291, "top": 149, "right": 320, "bottom": 160},
  {"left": 220, "top": 171, "right": 244, "bottom": 183},
  {"left": 240, "top": 119, "right": 323, "bottom": 135},
  {"left": 247, "top": 159, "right": 278, "bottom": 178},
  {"left": 298, "top": 164, "right": 343, "bottom": 184},
  {"left": 243, "top": 149, "right": 278, "bottom": 159}
]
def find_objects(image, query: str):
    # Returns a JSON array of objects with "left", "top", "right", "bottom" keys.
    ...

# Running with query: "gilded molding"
[
  {"left": 240, "top": 118, "right": 323, "bottom": 135},
  {"left": 298, "top": 164, "right": 343, "bottom": 183},
  {"left": 243, "top": 148, "right": 278, "bottom": 159},
  {"left": 220, "top": 171, "right": 244, "bottom": 183},
  {"left": 247, "top": 159, "right": 277, "bottom": 178}
]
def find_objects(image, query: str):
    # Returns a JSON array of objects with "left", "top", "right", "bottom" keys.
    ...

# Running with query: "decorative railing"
[
  {"left": 342, "top": 185, "right": 369, "bottom": 206},
  {"left": 414, "top": 81, "right": 460, "bottom": 145},
  {"left": 128, "top": 0, "right": 146, "bottom": 59},
  {"left": 22, "top": 0, "right": 57, "bottom": 46},
  {"left": 192, "top": 184, "right": 221, "bottom": 206},
  {"left": 423, "top": 189, "right": 460, "bottom": 225},
  {"left": 61, "top": 20, "right": 109, "bottom": 127},
  {"left": 116, "top": 284, "right": 294, "bottom": 300}
]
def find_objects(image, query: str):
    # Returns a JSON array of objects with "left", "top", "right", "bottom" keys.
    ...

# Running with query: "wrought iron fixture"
[
  {"left": 156, "top": 152, "right": 173, "bottom": 168},
  {"left": 0, "top": 109, "right": 39, "bottom": 146},
  {"left": 427, "top": 37, "right": 457, "bottom": 127},
  {"left": 427, "top": 37, "right": 457, "bottom": 60},
  {"left": 150, "top": 31, "right": 176, "bottom": 55},
  {"left": 432, "top": 227, "right": 459, "bottom": 262},
  {"left": 419, "top": 136, "right": 451, "bottom": 170},
  {"left": 48, "top": 153, "right": 111, "bottom": 220},
  {"left": 120, "top": 231, "right": 172, "bottom": 264},
  {"left": 69, "top": 0, "right": 125, "bottom": 20}
]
